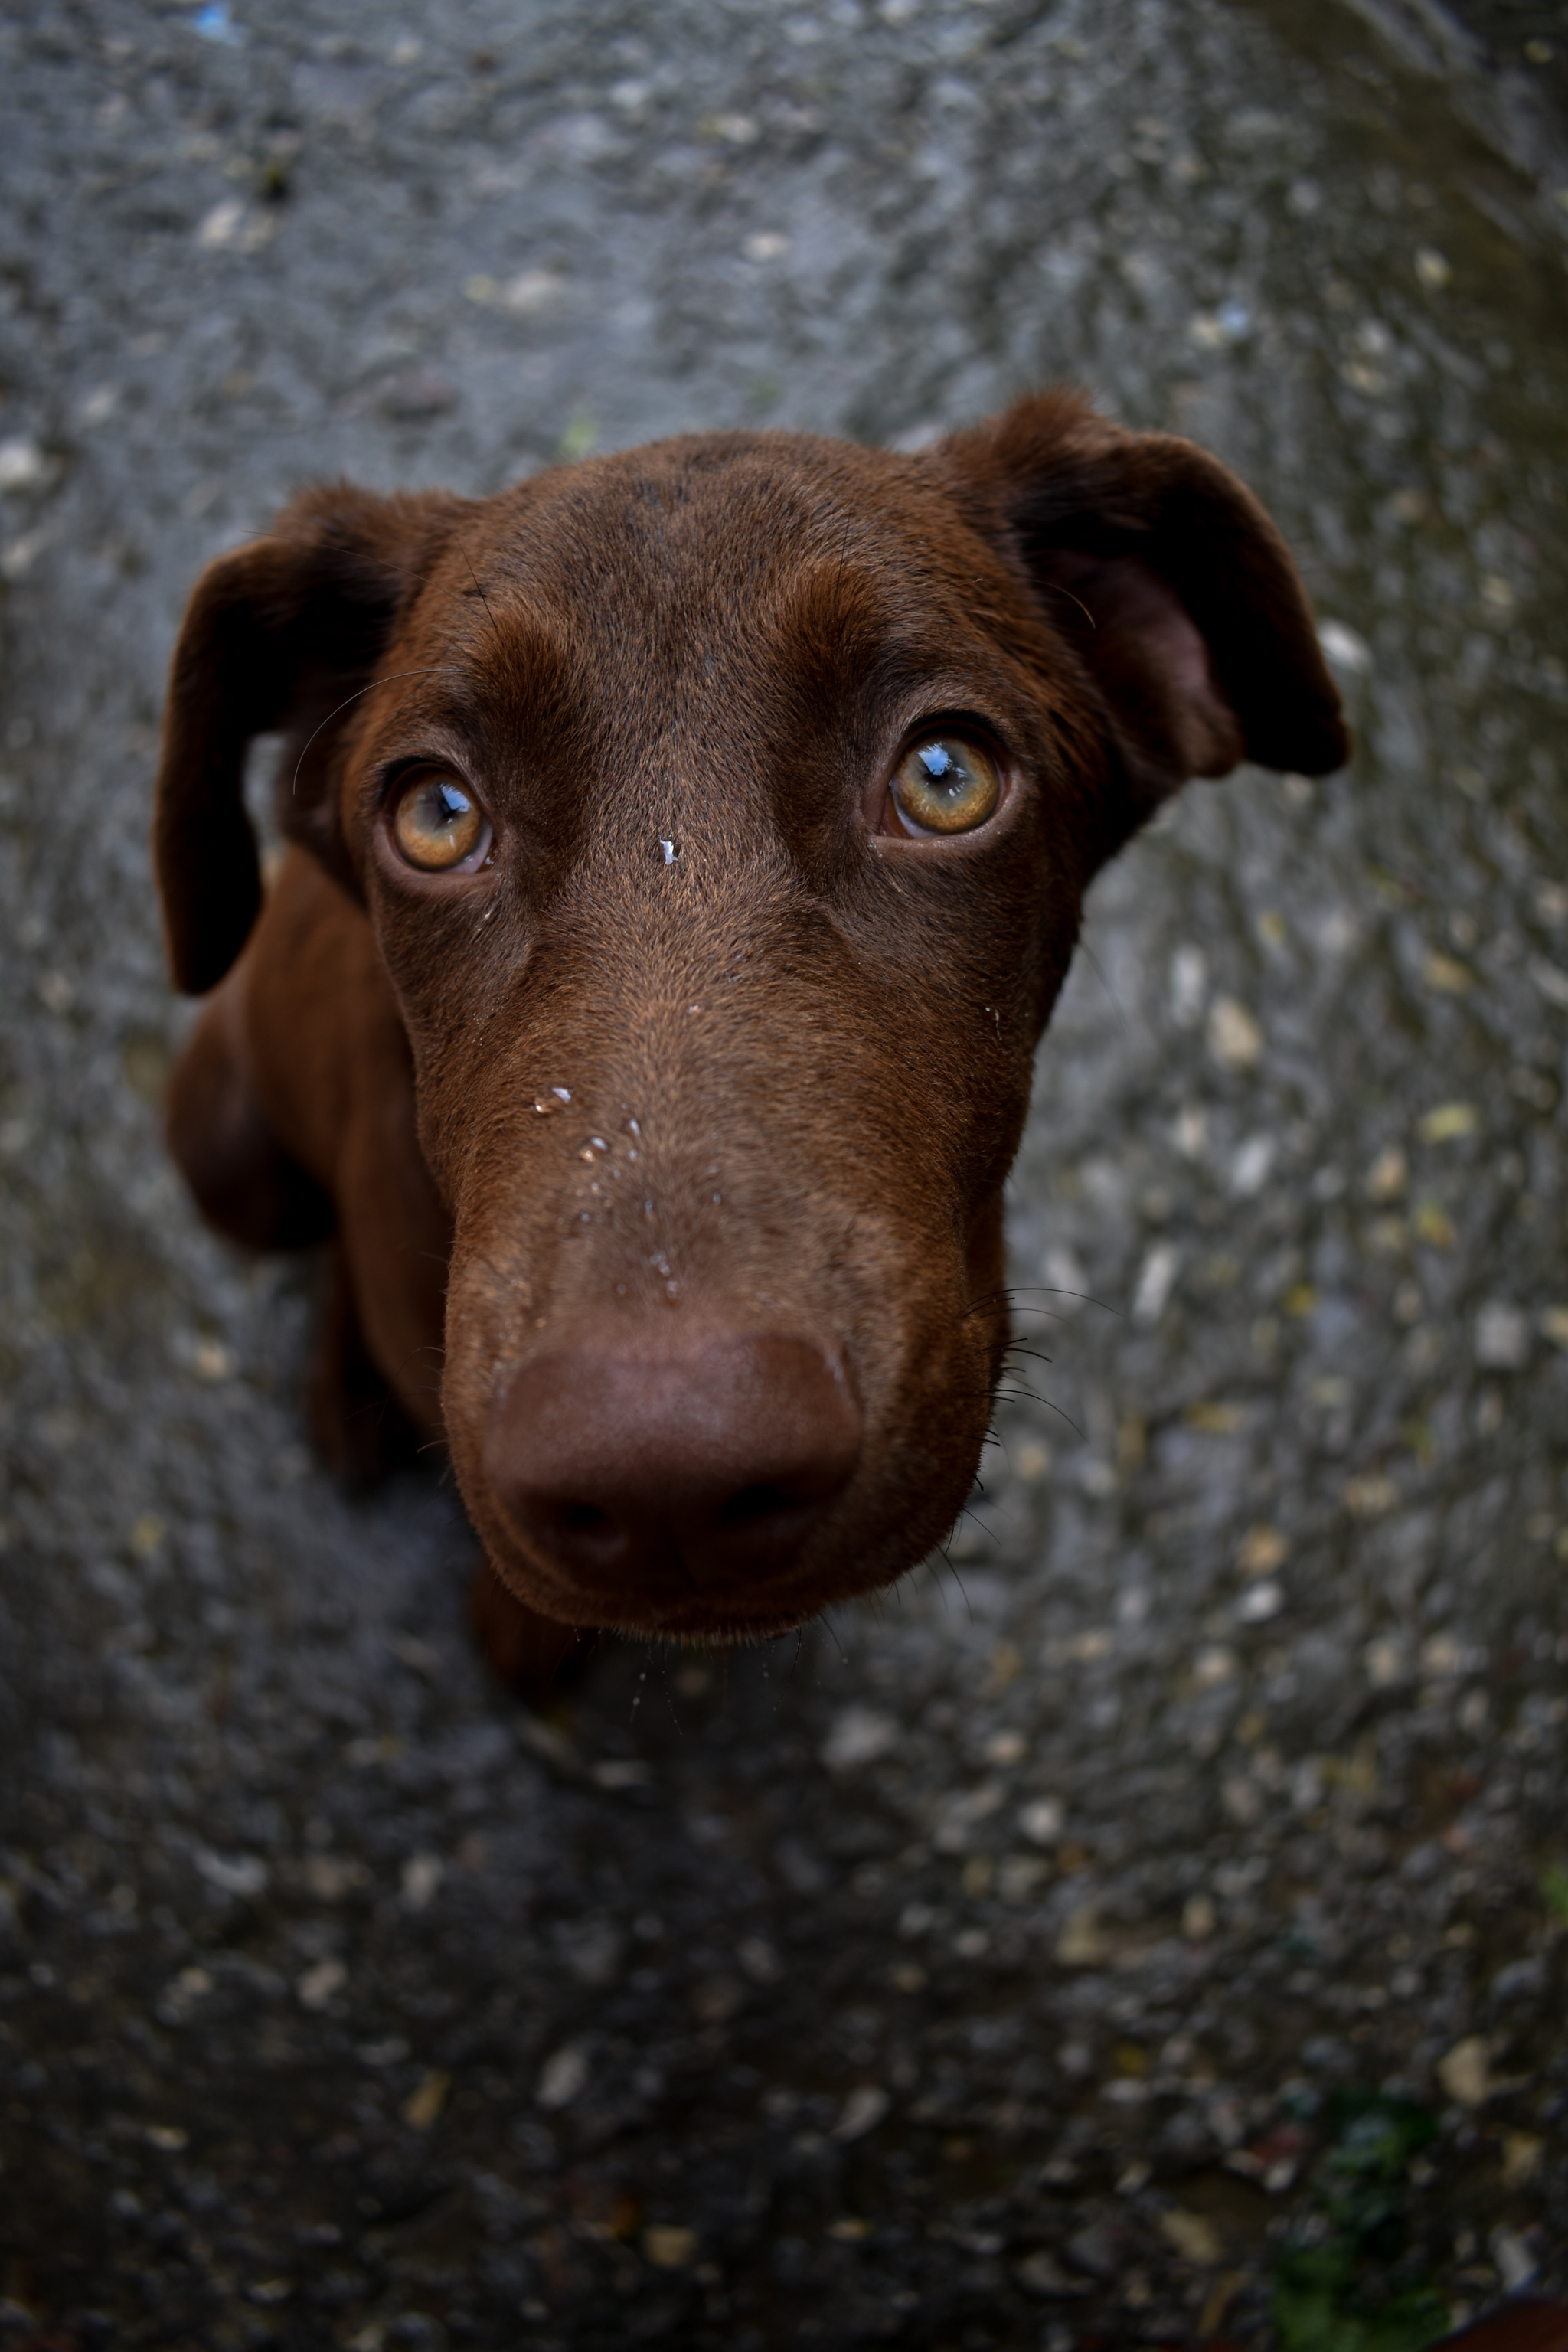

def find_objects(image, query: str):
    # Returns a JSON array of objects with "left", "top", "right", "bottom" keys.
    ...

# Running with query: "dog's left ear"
[
  {"left": 938, "top": 389, "right": 1349, "bottom": 854},
  {"left": 155, "top": 483, "right": 468, "bottom": 995}
]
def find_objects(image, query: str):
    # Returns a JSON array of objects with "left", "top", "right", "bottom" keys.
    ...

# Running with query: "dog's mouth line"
[
  {"left": 608, "top": 1609, "right": 815, "bottom": 1647},
  {"left": 490, "top": 1544, "right": 912, "bottom": 1642},
  {"left": 600, "top": 1580, "right": 908, "bottom": 1643}
]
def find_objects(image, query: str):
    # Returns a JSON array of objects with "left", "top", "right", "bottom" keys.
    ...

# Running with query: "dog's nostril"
[
  {"left": 719, "top": 1480, "right": 790, "bottom": 1528},
  {"left": 484, "top": 1333, "right": 861, "bottom": 1601}
]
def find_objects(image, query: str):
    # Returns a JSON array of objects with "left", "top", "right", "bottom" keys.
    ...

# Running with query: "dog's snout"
[{"left": 483, "top": 1334, "right": 861, "bottom": 1605}]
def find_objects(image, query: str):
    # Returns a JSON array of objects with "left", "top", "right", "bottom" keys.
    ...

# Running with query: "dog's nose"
[{"left": 484, "top": 1334, "right": 861, "bottom": 1596}]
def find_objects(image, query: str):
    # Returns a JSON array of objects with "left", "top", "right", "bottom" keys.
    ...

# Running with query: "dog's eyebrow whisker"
[
  {"left": 287, "top": 665, "right": 459, "bottom": 799},
  {"left": 1033, "top": 577, "right": 1097, "bottom": 630},
  {"left": 458, "top": 533, "right": 502, "bottom": 642}
]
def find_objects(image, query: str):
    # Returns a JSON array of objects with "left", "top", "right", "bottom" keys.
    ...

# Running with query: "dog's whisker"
[
  {"left": 943, "top": 1555, "right": 976, "bottom": 1625},
  {"left": 458, "top": 533, "right": 503, "bottom": 644},
  {"left": 287, "top": 665, "right": 459, "bottom": 800},
  {"left": 958, "top": 1284, "right": 1117, "bottom": 1322},
  {"left": 1032, "top": 577, "right": 1098, "bottom": 630},
  {"left": 819, "top": 1612, "right": 851, "bottom": 1668}
]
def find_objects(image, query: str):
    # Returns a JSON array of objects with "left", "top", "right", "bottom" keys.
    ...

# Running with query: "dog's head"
[{"left": 156, "top": 390, "right": 1345, "bottom": 1639}]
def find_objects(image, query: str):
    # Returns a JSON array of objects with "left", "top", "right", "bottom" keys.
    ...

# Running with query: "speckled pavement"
[{"left": 1, "top": 2, "right": 1565, "bottom": 2346}]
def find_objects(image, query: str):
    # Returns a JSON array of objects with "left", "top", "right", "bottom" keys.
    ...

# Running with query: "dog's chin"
[{"left": 481, "top": 1536, "right": 946, "bottom": 1645}]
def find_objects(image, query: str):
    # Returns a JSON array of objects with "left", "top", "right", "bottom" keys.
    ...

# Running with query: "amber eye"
[
  {"left": 889, "top": 736, "right": 1001, "bottom": 836},
  {"left": 391, "top": 772, "right": 489, "bottom": 871}
]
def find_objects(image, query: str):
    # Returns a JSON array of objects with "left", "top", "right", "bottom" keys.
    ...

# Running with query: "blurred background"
[{"left": 1, "top": 2, "right": 1565, "bottom": 2346}]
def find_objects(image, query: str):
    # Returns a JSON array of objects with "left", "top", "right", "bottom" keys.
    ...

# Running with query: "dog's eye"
[
  {"left": 391, "top": 772, "right": 490, "bottom": 871},
  {"left": 889, "top": 737, "right": 1001, "bottom": 837}
]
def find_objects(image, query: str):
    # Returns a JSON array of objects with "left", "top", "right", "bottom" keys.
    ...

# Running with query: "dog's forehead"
[
  {"left": 364, "top": 433, "right": 1058, "bottom": 859},
  {"left": 420, "top": 433, "right": 1009, "bottom": 675}
]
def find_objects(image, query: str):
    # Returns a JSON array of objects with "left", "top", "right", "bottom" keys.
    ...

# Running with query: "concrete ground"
[{"left": 0, "top": 0, "right": 1565, "bottom": 2345}]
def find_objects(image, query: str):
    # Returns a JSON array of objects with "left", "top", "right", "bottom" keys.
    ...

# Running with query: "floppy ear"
[
  {"left": 154, "top": 483, "right": 467, "bottom": 995},
  {"left": 939, "top": 389, "right": 1348, "bottom": 853}
]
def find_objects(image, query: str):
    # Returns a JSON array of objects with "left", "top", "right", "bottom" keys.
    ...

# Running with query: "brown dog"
[{"left": 155, "top": 389, "right": 1347, "bottom": 1688}]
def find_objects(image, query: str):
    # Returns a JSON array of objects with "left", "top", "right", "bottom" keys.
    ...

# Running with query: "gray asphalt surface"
[{"left": 2, "top": 2, "right": 1566, "bottom": 2347}]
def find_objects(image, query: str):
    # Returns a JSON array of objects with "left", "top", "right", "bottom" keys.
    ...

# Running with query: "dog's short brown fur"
[{"left": 156, "top": 390, "right": 1346, "bottom": 1685}]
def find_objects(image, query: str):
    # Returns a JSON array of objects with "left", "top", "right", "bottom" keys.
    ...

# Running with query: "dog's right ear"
[{"left": 155, "top": 483, "right": 468, "bottom": 995}]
